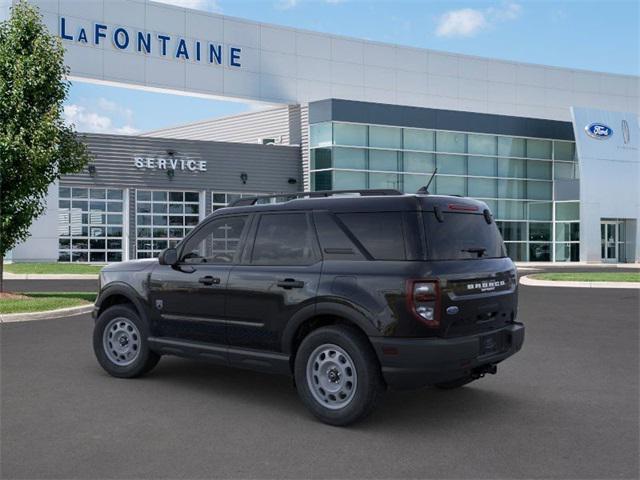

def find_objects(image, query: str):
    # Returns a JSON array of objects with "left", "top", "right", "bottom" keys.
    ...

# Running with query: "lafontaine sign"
[
  {"left": 134, "top": 156, "right": 207, "bottom": 172},
  {"left": 59, "top": 18, "right": 242, "bottom": 68}
]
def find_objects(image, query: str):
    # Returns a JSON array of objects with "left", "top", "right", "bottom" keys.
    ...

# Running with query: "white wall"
[
  {"left": 571, "top": 108, "right": 640, "bottom": 263},
  {"left": 21, "top": 0, "right": 639, "bottom": 122}
]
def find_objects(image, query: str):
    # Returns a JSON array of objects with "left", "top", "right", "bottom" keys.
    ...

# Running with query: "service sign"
[{"left": 134, "top": 156, "right": 207, "bottom": 172}]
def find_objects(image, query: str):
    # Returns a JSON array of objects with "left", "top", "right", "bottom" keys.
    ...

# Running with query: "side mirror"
[{"left": 158, "top": 248, "right": 178, "bottom": 266}]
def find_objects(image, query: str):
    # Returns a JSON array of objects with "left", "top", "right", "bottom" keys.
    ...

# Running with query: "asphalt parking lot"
[{"left": 1, "top": 283, "right": 638, "bottom": 479}]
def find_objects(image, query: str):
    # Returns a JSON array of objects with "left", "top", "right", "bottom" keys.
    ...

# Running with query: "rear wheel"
[
  {"left": 294, "top": 325, "right": 384, "bottom": 426},
  {"left": 93, "top": 304, "right": 160, "bottom": 378}
]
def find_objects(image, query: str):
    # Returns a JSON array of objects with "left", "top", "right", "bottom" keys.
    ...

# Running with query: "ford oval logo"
[{"left": 585, "top": 123, "right": 613, "bottom": 139}]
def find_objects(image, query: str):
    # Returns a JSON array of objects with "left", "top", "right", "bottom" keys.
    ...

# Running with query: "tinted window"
[
  {"left": 423, "top": 212, "right": 505, "bottom": 260},
  {"left": 252, "top": 213, "right": 317, "bottom": 265},
  {"left": 181, "top": 216, "right": 247, "bottom": 264},
  {"left": 337, "top": 213, "right": 406, "bottom": 260}
]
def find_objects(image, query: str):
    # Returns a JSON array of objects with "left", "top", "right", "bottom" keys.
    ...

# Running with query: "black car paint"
[{"left": 94, "top": 194, "right": 524, "bottom": 388}]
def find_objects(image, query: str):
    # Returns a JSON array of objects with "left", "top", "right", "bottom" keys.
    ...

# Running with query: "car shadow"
[{"left": 139, "top": 356, "right": 527, "bottom": 430}]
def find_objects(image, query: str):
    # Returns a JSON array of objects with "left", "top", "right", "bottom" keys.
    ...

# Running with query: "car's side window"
[
  {"left": 181, "top": 215, "right": 248, "bottom": 264},
  {"left": 251, "top": 213, "right": 318, "bottom": 266}
]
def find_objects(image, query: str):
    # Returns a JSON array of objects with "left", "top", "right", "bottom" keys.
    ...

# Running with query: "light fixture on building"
[
  {"left": 167, "top": 168, "right": 175, "bottom": 179},
  {"left": 88, "top": 164, "right": 97, "bottom": 177},
  {"left": 240, "top": 172, "right": 248, "bottom": 184},
  {"left": 166, "top": 148, "right": 176, "bottom": 156},
  {"left": 288, "top": 178, "right": 297, "bottom": 185}
]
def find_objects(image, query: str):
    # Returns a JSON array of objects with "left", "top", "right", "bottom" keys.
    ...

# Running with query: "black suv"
[{"left": 93, "top": 189, "right": 524, "bottom": 425}]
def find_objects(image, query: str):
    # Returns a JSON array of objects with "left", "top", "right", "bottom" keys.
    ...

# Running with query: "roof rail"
[{"left": 227, "top": 189, "right": 403, "bottom": 207}]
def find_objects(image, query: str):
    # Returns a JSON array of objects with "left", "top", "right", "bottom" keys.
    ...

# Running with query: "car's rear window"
[
  {"left": 337, "top": 212, "right": 406, "bottom": 260},
  {"left": 423, "top": 211, "right": 506, "bottom": 260}
]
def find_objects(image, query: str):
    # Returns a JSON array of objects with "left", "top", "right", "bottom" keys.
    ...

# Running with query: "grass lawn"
[
  {"left": 4, "top": 262, "right": 103, "bottom": 275},
  {"left": 531, "top": 272, "right": 640, "bottom": 283},
  {"left": 0, "top": 292, "right": 97, "bottom": 315}
]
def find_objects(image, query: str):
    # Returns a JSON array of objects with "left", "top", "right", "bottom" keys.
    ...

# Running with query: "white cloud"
[
  {"left": 435, "top": 2, "right": 522, "bottom": 38},
  {"left": 153, "top": 0, "right": 221, "bottom": 13},
  {"left": 64, "top": 103, "right": 139, "bottom": 135}
]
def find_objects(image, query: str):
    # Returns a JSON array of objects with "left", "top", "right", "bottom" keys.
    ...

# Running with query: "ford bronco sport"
[{"left": 93, "top": 189, "right": 524, "bottom": 425}]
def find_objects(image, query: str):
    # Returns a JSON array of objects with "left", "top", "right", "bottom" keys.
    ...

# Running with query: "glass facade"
[
  {"left": 135, "top": 190, "right": 200, "bottom": 259},
  {"left": 310, "top": 122, "right": 580, "bottom": 262},
  {"left": 58, "top": 187, "right": 124, "bottom": 263}
]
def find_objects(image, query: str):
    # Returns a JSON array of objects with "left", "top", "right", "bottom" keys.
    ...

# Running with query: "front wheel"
[
  {"left": 294, "top": 325, "right": 384, "bottom": 426},
  {"left": 93, "top": 304, "right": 160, "bottom": 378}
]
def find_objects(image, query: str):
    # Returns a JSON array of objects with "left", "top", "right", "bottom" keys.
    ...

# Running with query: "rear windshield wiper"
[{"left": 461, "top": 247, "right": 487, "bottom": 257}]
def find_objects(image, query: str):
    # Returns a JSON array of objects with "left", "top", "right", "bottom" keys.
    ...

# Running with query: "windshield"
[{"left": 423, "top": 211, "right": 506, "bottom": 260}]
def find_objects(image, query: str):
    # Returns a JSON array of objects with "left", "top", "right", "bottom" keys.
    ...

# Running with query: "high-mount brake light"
[
  {"left": 448, "top": 203, "right": 479, "bottom": 212},
  {"left": 407, "top": 280, "right": 440, "bottom": 328}
]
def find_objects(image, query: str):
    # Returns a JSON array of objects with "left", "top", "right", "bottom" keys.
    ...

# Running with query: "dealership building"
[{"left": 3, "top": 0, "right": 639, "bottom": 264}]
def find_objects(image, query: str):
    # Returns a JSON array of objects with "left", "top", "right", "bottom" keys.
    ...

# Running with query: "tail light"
[{"left": 407, "top": 280, "right": 440, "bottom": 328}]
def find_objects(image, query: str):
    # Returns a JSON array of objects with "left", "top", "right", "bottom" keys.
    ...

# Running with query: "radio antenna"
[{"left": 417, "top": 168, "right": 438, "bottom": 194}]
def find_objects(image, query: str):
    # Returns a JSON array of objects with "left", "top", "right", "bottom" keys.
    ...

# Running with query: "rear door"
[{"left": 225, "top": 211, "right": 322, "bottom": 352}]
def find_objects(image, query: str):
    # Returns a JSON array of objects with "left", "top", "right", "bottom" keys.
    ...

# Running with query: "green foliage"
[
  {"left": 0, "top": 291, "right": 96, "bottom": 314},
  {"left": 0, "top": 1, "right": 90, "bottom": 258},
  {"left": 4, "top": 262, "right": 103, "bottom": 274},
  {"left": 531, "top": 272, "right": 640, "bottom": 282}
]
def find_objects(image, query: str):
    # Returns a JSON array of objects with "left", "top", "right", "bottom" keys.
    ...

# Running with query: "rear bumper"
[{"left": 370, "top": 323, "right": 525, "bottom": 389}]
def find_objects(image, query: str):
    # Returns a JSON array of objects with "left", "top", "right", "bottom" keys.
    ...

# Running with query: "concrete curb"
[
  {"left": 3, "top": 273, "right": 99, "bottom": 280},
  {"left": 520, "top": 275, "right": 640, "bottom": 289},
  {"left": 0, "top": 304, "right": 94, "bottom": 323}
]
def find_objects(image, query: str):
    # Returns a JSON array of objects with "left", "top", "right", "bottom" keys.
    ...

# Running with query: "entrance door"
[{"left": 601, "top": 221, "right": 618, "bottom": 262}]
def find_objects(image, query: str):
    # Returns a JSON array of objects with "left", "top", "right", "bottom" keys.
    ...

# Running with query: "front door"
[
  {"left": 148, "top": 214, "right": 250, "bottom": 344},
  {"left": 601, "top": 221, "right": 618, "bottom": 263}
]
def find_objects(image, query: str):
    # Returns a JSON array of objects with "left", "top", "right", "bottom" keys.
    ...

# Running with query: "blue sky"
[{"left": 64, "top": 0, "right": 639, "bottom": 135}]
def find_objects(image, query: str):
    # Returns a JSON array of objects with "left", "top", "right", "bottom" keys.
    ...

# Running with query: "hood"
[{"left": 101, "top": 259, "right": 158, "bottom": 273}]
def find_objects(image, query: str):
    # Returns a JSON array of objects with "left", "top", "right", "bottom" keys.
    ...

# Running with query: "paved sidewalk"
[{"left": 520, "top": 275, "right": 640, "bottom": 289}]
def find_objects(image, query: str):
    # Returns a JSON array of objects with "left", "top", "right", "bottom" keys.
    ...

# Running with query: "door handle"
[
  {"left": 198, "top": 275, "right": 221, "bottom": 286},
  {"left": 277, "top": 278, "right": 305, "bottom": 289}
]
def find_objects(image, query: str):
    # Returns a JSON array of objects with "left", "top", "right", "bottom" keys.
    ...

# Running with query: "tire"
[
  {"left": 434, "top": 376, "right": 475, "bottom": 390},
  {"left": 93, "top": 304, "right": 160, "bottom": 378},
  {"left": 294, "top": 325, "right": 384, "bottom": 426}
]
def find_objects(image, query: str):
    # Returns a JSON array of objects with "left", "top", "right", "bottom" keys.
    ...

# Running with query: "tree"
[{"left": 0, "top": 1, "right": 90, "bottom": 291}]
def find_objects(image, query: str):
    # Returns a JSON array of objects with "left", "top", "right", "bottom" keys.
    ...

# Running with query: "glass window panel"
[
  {"left": 556, "top": 202, "right": 579, "bottom": 221},
  {"left": 169, "top": 203, "right": 184, "bottom": 214},
  {"left": 436, "top": 154, "right": 466, "bottom": 175},
  {"left": 527, "top": 181, "right": 552, "bottom": 200},
  {"left": 169, "top": 192, "right": 183, "bottom": 202},
  {"left": 90, "top": 189, "right": 106, "bottom": 199},
  {"left": 527, "top": 160, "right": 552, "bottom": 180},
  {"left": 152, "top": 203, "right": 167, "bottom": 214},
  {"left": 369, "top": 126, "right": 402, "bottom": 149},
  {"left": 480, "top": 199, "right": 498, "bottom": 215},
  {"left": 59, "top": 239, "right": 71, "bottom": 249},
  {"left": 312, "top": 171, "right": 332, "bottom": 191},
  {"left": 436, "top": 131, "right": 466, "bottom": 153},
  {"left": 468, "top": 156, "right": 497, "bottom": 176},
  {"left": 212, "top": 193, "right": 226, "bottom": 204},
  {"left": 59, "top": 187, "right": 70, "bottom": 198},
  {"left": 498, "top": 137, "right": 525, "bottom": 157},
  {"left": 90, "top": 239, "right": 106, "bottom": 249},
  {"left": 72, "top": 251, "right": 89, "bottom": 262},
  {"left": 404, "top": 152, "right": 435, "bottom": 173},
  {"left": 468, "top": 134, "right": 497, "bottom": 156},
  {"left": 555, "top": 222, "right": 580, "bottom": 242},
  {"left": 529, "top": 243, "right": 551, "bottom": 261},
  {"left": 404, "top": 129, "right": 434, "bottom": 151},
  {"left": 58, "top": 251, "right": 71, "bottom": 262},
  {"left": 468, "top": 178, "right": 497, "bottom": 198},
  {"left": 555, "top": 242, "right": 579, "bottom": 262},
  {"left": 497, "top": 200, "right": 525, "bottom": 220},
  {"left": 498, "top": 158, "right": 526, "bottom": 178},
  {"left": 436, "top": 176, "right": 466, "bottom": 196},
  {"left": 333, "top": 171, "right": 366, "bottom": 190},
  {"left": 137, "top": 228, "right": 150, "bottom": 237},
  {"left": 107, "top": 214, "right": 122, "bottom": 225},
  {"left": 107, "top": 189, "right": 123, "bottom": 200},
  {"left": 554, "top": 162, "right": 578, "bottom": 180},
  {"left": 90, "top": 226, "right": 105, "bottom": 237},
  {"left": 505, "top": 242, "right": 527, "bottom": 261},
  {"left": 169, "top": 228, "right": 184, "bottom": 238},
  {"left": 369, "top": 172, "right": 400, "bottom": 190},
  {"left": 529, "top": 222, "right": 552, "bottom": 242},
  {"left": 185, "top": 204, "right": 199, "bottom": 215},
  {"left": 498, "top": 179, "right": 526, "bottom": 199},
  {"left": 137, "top": 203, "right": 151, "bottom": 213},
  {"left": 73, "top": 188, "right": 88, "bottom": 198},
  {"left": 311, "top": 148, "right": 332, "bottom": 170},
  {"left": 251, "top": 214, "right": 315, "bottom": 265},
  {"left": 185, "top": 192, "right": 199, "bottom": 202},
  {"left": 151, "top": 191, "right": 166, "bottom": 202},
  {"left": 137, "top": 215, "right": 151, "bottom": 226},
  {"left": 169, "top": 216, "right": 184, "bottom": 226},
  {"left": 334, "top": 148, "right": 366, "bottom": 169},
  {"left": 107, "top": 252, "right": 122, "bottom": 262},
  {"left": 137, "top": 190, "right": 151, "bottom": 201},
  {"left": 137, "top": 240, "right": 152, "bottom": 250},
  {"left": 72, "top": 239, "right": 88, "bottom": 249},
  {"left": 90, "top": 252, "right": 106, "bottom": 262},
  {"left": 227, "top": 194, "right": 241, "bottom": 204},
  {"left": 496, "top": 222, "right": 527, "bottom": 241},
  {"left": 107, "top": 202, "right": 122, "bottom": 213},
  {"left": 90, "top": 201, "right": 106, "bottom": 212},
  {"left": 89, "top": 213, "right": 105, "bottom": 225},
  {"left": 185, "top": 216, "right": 199, "bottom": 226},
  {"left": 153, "top": 228, "right": 168, "bottom": 237},
  {"left": 153, "top": 240, "right": 168, "bottom": 250},
  {"left": 72, "top": 200, "right": 88, "bottom": 210},
  {"left": 334, "top": 123, "right": 367, "bottom": 146},
  {"left": 527, "top": 139, "right": 552, "bottom": 159},
  {"left": 59, "top": 200, "right": 70, "bottom": 209},
  {"left": 310, "top": 122, "right": 332, "bottom": 147},
  {"left": 554, "top": 141, "right": 575, "bottom": 161},
  {"left": 403, "top": 174, "right": 430, "bottom": 193},
  {"left": 528, "top": 202, "right": 552, "bottom": 221},
  {"left": 369, "top": 150, "right": 398, "bottom": 172},
  {"left": 107, "top": 239, "right": 122, "bottom": 250}
]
